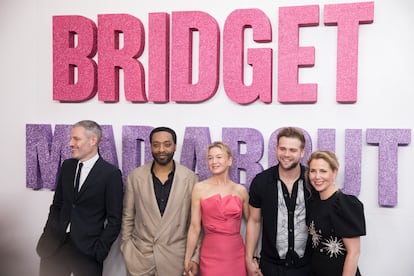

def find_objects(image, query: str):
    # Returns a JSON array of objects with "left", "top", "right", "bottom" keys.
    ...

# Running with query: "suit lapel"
[
  {"left": 154, "top": 166, "right": 187, "bottom": 240},
  {"left": 76, "top": 158, "right": 102, "bottom": 198},
  {"left": 67, "top": 159, "right": 78, "bottom": 201},
  {"left": 139, "top": 171, "right": 162, "bottom": 225}
]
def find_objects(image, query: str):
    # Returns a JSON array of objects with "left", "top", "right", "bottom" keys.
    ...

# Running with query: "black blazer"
[{"left": 36, "top": 157, "right": 123, "bottom": 263}]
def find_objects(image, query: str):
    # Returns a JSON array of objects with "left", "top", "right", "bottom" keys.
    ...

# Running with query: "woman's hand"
[{"left": 246, "top": 257, "right": 263, "bottom": 276}]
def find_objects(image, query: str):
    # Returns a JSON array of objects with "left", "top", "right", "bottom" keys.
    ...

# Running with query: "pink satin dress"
[{"left": 199, "top": 194, "right": 246, "bottom": 276}]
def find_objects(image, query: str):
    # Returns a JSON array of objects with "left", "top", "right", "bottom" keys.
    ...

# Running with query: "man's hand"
[{"left": 183, "top": 260, "right": 199, "bottom": 276}]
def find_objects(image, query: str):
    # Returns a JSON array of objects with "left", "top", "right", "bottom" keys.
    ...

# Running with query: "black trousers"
[
  {"left": 260, "top": 259, "right": 311, "bottom": 276},
  {"left": 39, "top": 235, "right": 102, "bottom": 276}
]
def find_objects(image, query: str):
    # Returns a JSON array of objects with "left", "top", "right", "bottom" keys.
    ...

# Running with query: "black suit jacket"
[{"left": 36, "top": 157, "right": 124, "bottom": 263}]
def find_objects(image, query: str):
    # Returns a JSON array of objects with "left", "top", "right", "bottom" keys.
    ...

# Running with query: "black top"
[
  {"left": 307, "top": 190, "right": 366, "bottom": 276},
  {"left": 249, "top": 165, "right": 313, "bottom": 267},
  {"left": 151, "top": 162, "right": 175, "bottom": 216}
]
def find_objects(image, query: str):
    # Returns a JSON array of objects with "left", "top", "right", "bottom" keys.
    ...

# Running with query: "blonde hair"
[
  {"left": 307, "top": 150, "right": 339, "bottom": 172},
  {"left": 207, "top": 141, "right": 233, "bottom": 159}
]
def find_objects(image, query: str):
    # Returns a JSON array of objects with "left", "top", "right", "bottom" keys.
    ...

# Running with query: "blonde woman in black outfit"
[{"left": 307, "top": 151, "right": 366, "bottom": 276}]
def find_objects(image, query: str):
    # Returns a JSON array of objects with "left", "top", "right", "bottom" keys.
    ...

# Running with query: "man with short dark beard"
[
  {"left": 120, "top": 127, "right": 200, "bottom": 276},
  {"left": 245, "top": 127, "right": 312, "bottom": 276}
]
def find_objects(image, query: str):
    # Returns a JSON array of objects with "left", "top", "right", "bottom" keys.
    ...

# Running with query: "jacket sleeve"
[
  {"left": 36, "top": 162, "right": 66, "bottom": 258},
  {"left": 94, "top": 167, "right": 124, "bottom": 262},
  {"left": 120, "top": 172, "right": 136, "bottom": 249}
]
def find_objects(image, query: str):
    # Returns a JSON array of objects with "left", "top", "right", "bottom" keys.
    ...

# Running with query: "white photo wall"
[{"left": 1, "top": 0, "right": 414, "bottom": 275}]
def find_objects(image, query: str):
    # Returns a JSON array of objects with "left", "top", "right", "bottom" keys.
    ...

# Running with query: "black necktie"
[{"left": 74, "top": 162, "right": 83, "bottom": 197}]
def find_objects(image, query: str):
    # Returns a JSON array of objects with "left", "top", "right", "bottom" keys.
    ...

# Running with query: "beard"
[
  {"left": 152, "top": 151, "right": 175, "bottom": 166},
  {"left": 279, "top": 160, "right": 300, "bottom": 171}
]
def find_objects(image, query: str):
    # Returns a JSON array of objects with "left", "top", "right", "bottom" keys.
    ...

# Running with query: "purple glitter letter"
[
  {"left": 26, "top": 124, "right": 72, "bottom": 190},
  {"left": 26, "top": 124, "right": 119, "bottom": 190},
  {"left": 222, "top": 128, "right": 264, "bottom": 189},
  {"left": 181, "top": 127, "right": 212, "bottom": 181},
  {"left": 99, "top": 125, "right": 119, "bottom": 168},
  {"left": 122, "top": 126, "right": 154, "bottom": 184},
  {"left": 317, "top": 128, "right": 336, "bottom": 151},
  {"left": 366, "top": 128, "right": 411, "bottom": 206},
  {"left": 342, "top": 129, "right": 362, "bottom": 196}
]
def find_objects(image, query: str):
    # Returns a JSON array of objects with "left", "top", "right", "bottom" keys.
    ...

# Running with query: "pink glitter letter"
[
  {"left": 366, "top": 128, "right": 411, "bottom": 206},
  {"left": 98, "top": 14, "right": 146, "bottom": 102},
  {"left": 53, "top": 16, "right": 97, "bottom": 102},
  {"left": 171, "top": 11, "right": 219, "bottom": 102},
  {"left": 148, "top": 13, "right": 170, "bottom": 103},
  {"left": 223, "top": 9, "right": 272, "bottom": 104},
  {"left": 278, "top": 5, "right": 319, "bottom": 103},
  {"left": 324, "top": 2, "right": 374, "bottom": 103}
]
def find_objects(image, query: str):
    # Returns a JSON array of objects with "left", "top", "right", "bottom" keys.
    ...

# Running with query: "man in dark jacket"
[
  {"left": 245, "top": 127, "right": 312, "bottom": 276},
  {"left": 36, "top": 120, "right": 123, "bottom": 276}
]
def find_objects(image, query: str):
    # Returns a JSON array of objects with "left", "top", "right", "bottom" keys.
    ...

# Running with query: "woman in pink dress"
[{"left": 184, "top": 142, "right": 249, "bottom": 276}]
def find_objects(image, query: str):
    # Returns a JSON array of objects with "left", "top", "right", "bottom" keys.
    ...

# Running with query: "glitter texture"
[
  {"left": 148, "top": 13, "right": 170, "bottom": 103},
  {"left": 26, "top": 124, "right": 71, "bottom": 190},
  {"left": 180, "top": 127, "right": 212, "bottom": 181},
  {"left": 366, "top": 128, "right": 411, "bottom": 206},
  {"left": 122, "top": 126, "right": 154, "bottom": 184},
  {"left": 171, "top": 11, "right": 219, "bottom": 102},
  {"left": 26, "top": 124, "right": 119, "bottom": 190},
  {"left": 98, "top": 14, "right": 146, "bottom": 102},
  {"left": 324, "top": 2, "right": 374, "bottom": 103},
  {"left": 223, "top": 9, "right": 272, "bottom": 104},
  {"left": 99, "top": 125, "right": 119, "bottom": 168},
  {"left": 53, "top": 16, "right": 98, "bottom": 102},
  {"left": 317, "top": 128, "right": 336, "bottom": 152},
  {"left": 278, "top": 5, "right": 319, "bottom": 103},
  {"left": 222, "top": 128, "right": 264, "bottom": 189},
  {"left": 343, "top": 129, "right": 362, "bottom": 196}
]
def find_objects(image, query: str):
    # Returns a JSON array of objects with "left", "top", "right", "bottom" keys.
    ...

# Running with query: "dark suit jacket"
[{"left": 36, "top": 157, "right": 124, "bottom": 263}]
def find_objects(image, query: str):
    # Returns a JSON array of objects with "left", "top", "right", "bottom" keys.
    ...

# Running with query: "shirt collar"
[
  {"left": 78, "top": 153, "right": 99, "bottom": 169},
  {"left": 151, "top": 160, "right": 176, "bottom": 177}
]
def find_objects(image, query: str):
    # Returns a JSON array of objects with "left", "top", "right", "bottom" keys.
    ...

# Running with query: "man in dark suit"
[{"left": 36, "top": 120, "right": 124, "bottom": 276}]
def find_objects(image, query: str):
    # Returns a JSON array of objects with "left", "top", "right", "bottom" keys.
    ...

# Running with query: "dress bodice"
[{"left": 200, "top": 194, "right": 243, "bottom": 235}]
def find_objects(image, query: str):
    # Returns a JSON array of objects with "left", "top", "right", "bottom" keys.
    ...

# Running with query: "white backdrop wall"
[{"left": 1, "top": 0, "right": 414, "bottom": 275}]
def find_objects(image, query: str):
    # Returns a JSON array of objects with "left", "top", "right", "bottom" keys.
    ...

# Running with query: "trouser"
[
  {"left": 39, "top": 235, "right": 102, "bottom": 276},
  {"left": 260, "top": 259, "right": 311, "bottom": 276}
]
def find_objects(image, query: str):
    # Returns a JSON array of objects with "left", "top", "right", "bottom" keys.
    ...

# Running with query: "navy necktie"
[{"left": 74, "top": 162, "right": 83, "bottom": 197}]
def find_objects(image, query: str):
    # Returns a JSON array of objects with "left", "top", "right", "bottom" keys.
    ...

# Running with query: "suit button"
[{"left": 72, "top": 204, "right": 76, "bottom": 208}]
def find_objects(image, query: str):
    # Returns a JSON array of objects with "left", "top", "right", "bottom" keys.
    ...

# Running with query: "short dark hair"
[
  {"left": 73, "top": 120, "right": 102, "bottom": 143},
  {"left": 150, "top": 127, "right": 177, "bottom": 144},
  {"left": 277, "top": 127, "right": 305, "bottom": 149}
]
